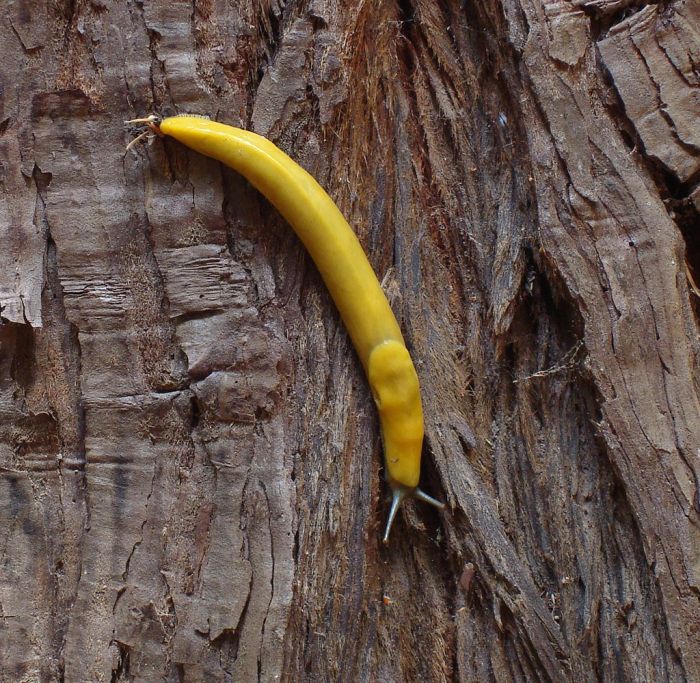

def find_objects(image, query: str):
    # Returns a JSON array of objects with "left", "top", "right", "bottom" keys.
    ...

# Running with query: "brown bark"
[{"left": 1, "top": 0, "right": 699, "bottom": 681}]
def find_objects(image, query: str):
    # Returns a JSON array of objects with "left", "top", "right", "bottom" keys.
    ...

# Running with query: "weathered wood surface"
[{"left": 1, "top": 0, "right": 698, "bottom": 681}]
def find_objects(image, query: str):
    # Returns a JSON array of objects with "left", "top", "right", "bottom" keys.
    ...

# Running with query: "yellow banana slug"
[{"left": 129, "top": 115, "right": 444, "bottom": 542}]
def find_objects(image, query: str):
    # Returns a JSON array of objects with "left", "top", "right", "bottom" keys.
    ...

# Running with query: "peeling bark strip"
[
  {"left": 598, "top": 1, "right": 700, "bottom": 183},
  {"left": 0, "top": 0, "right": 699, "bottom": 681}
]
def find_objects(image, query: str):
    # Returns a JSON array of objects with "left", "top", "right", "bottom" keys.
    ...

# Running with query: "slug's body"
[{"left": 129, "top": 115, "right": 443, "bottom": 541}]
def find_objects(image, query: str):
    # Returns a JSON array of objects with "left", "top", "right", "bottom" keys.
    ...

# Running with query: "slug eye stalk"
[
  {"left": 383, "top": 486, "right": 446, "bottom": 544},
  {"left": 124, "top": 115, "right": 164, "bottom": 152},
  {"left": 124, "top": 114, "right": 163, "bottom": 131}
]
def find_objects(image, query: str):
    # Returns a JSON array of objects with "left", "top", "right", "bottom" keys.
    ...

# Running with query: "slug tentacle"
[
  {"left": 383, "top": 487, "right": 409, "bottom": 544},
  {"left": 414, "top": 487, "right": 445, "bottom": 509},
  {"left": 382, "top": 485, "right": 446, "bottom": 544}
]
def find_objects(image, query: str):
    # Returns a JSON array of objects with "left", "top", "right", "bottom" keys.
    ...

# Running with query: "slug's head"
[
  {"left": 124, "top": 115, "right": 165, "bottom": 151},
  {"left": 367, "top": 340, "right": 445, "bottom": 542}
]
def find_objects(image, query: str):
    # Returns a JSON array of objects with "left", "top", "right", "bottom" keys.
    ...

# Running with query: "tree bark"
[{"left": 1, "top": 0, "right": 699, "bottom": 681}]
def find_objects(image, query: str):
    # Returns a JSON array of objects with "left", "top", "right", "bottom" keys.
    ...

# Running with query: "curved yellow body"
[{"left": 152, "top": 116, "right": 442, "bottom": 538}]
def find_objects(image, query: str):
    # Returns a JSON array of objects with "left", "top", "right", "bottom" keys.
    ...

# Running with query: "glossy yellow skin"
[{"left": 159, "top": 116, "right": 423, "bottom": 490}]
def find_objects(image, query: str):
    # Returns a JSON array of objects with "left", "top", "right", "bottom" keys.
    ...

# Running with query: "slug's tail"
[{"left": 382, "top": 486, "right": 445, "bottom": 544}]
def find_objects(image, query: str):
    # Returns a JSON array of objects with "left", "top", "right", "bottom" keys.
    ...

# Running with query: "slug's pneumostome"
[{"left": 127, "top": 115, "right": 444, "bottom": 542}]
